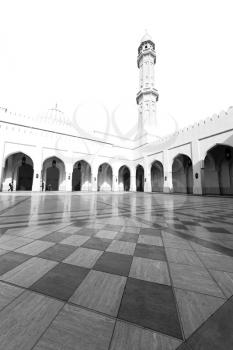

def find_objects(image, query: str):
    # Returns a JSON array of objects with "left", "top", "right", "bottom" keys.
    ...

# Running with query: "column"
[
  {"left": 191, "top": 140, "right": 203, "bottom": 195},
  {"left": 163, "top": 149, "right": 173, "bottom": 193},
  {"left": 32, "top": 149, "right": 42, "bottom": 192},
  {"left": 65, "top": 164, "right": 73, "bottom": 192},
  {"left": 91, "top": 168, "right": 98, "bottom": 191},
  {"left": 112, "top": 173, "right": 119, "bottom": 192},
  {"left": 130, "top": 168, "right": 136, "bottom": 192},
  {"left": 144, "top": 163, "right": 152, "bottom": 192}
]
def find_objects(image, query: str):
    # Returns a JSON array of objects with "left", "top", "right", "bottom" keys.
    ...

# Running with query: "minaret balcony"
[{"left": 136, "top": 88, "right": 159, "bottom": 104}]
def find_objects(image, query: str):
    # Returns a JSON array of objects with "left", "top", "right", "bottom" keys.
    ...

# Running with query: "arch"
[
  {"left": 118, "top": 165, "right": 130, "bottom": 191},
  {"left": 42, "top": 156, "right": 66, "bottom": 191},
  {"left": 204, "top": 144, "right": 233, "bottom": 195},
  {"left": 172, "top": 154, "right": 193, "bottom": 194},
  {"left": 72, "top": 160, "right": 92, "bottom": 191},
  {"left": 97, "top": 163, "right": 113, "bottom": 191},
  {"left": 2, "top": 152, "right": 34, "bottom": 191},
  {"left": 136, "top": 164, "right": 144, "bottom": 192},
  {"left": 151, "top": 160, "right": 164, "bottom": 192}
]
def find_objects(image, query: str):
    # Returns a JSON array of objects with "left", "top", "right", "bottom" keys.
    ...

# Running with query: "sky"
[{"left": 0, "top": 0, "right": 233, "bottom": 137}]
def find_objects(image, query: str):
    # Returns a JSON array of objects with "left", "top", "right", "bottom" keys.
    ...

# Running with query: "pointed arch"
[
  {"left": 97, "top": 163, "right": 113, "bottom": 191},
  {"left": 151, "top": 160, "right": 164, "bottom": 192},
  {"left": 42, "top": 156, "right": 66, "bottom": 191},
  {"left": 118, "top": 165, "right": 130, "bottom": 191},
  {"left": 136, "top": 164, "right": 144, "bottom": 192},
  {"left": 172, "top": 154, "right": 193, "bottom": 194},
  {"left": 72, "top": 160, "right": 92, "bottom": 191}
]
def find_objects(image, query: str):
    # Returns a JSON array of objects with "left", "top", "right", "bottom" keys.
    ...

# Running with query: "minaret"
[{"left": 136, "top": 32, "right": 159, "bottom": 144}]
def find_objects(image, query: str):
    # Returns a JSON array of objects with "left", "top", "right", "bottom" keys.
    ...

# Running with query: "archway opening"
[
  {"left": 97, "top": 163, "right": 113, "bottom": 191},
  {"left": 42, "top": 157, "right": 66, "bottom": 191},
  {"left": 136, "top": 165, "right": 144, "bottom": 192},
  {"left": 204, "top": 144, "right": 233, "bottom": 195},
  {"left": 72, "top": 160, "right": 92, "bottom": 191},
  {"left": 2, "top": 153, "right": 34, "bottom": 191},
  {"left": 172, "top": 154, "right": 193, "bottom": 194},
  {"left": 151, "top": 161, "right": 164, "bottom": 192},
  {"left": 118, "top": 166, "right": 130, "bottom": 191}
]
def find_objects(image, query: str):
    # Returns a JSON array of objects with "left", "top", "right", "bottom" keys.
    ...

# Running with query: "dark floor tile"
[
  {"left": 82, "top": 237, "right": 111, "bottom": 251},
  {"left": 180, "top": 221, "right": 199, "bottom": 226},
  {"left": 139, "top": 228, "right": 161, "bottom": 236},
  {"left": 135, "top": 244, "right": 167, "bottom": 261},
  {"left": 93, "top": 252, "right": 133, "bottom": 276},
  {"left": 38, "top": 244, "right": 77, "bottom": 262},
  {"left": 187, "top": 296, "right": 233, "bottom": 350},
  {"left": 118, "top": 277, "right": 183, "bottom": 339},
  {"left": 40, "top": 231, "right": 72, "bottom": 243},
  {"left": 176, "top": 342, "right": 192, "bottom": 350},
  {"left": 77, "top": 228, "right": 99, "bottom": 236},
  {"left": 116, "top": 232, "right": 139, "bottom": 243},
  {"left": 30, "top": 263, "right": 89, "bottom": 301},
  {"left": 206, "top": 227, "right": 231, "bottom": 234},
  {"left": 104, "top": 224, "right": 122, "bottom": 231},
  {"left": 0, "top": 251, "right": 31, "bottom": 275}
]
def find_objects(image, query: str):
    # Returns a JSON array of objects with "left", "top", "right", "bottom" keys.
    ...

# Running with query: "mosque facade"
[{"left": 0, "top": 34, "right": 233, "bottom": 195}]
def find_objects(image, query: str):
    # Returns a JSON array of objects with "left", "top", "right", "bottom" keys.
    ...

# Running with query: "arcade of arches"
[{"left": 1, "top": 145, "right": 233, "bottom": 195}]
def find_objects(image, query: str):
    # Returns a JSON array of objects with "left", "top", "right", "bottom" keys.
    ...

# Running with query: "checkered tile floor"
[{"left": 0, "top": 192, "right": 233, "bottom": 349}]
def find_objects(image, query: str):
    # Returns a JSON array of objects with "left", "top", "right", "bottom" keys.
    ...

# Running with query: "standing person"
[
  {"left": 8, "top": 183, "right": 13, "bottom": 191},
  {"left": 41, "top": 182, "right": 44, "bottom": 191}
]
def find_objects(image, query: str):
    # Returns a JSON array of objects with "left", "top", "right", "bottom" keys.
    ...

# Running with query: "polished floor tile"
[
  {"left": 135, "top": 243, "right": 167, "bottom": 261},
  {"left": 115, "top": 232, "right": 139, "bottom": 243},
  {"left": 110, "top": 321, "right": 181, "bottom": 350},
  {"left": 118, "top": 277, "right": 183, "bottom": 339},
  {"left": 140, "top": 228, "right": 161, "bottom": 236},
  {"left": 0, "top": 236, "right": 33, "bottom": 250},
  {"left": 30, "top": 263, "right": 89, "bottom": 301},
  {"left": 16, "top": 240, "right": 55, "bottom": 256},
  {"left": 64, "top": 247, "right": 103, "bottom": 268},
  {"left": 34, "top": 304, "right": 115, "bottom": 350},
  {"left": 175, "top": 288, "right": 224, "bottom": 338},
  {"left": 82, "top": 237, "right": 111, "bottom": 250},
  {"left": 209, "top": 270, "right": 233, "bottom": 298},
  {"left": 95, "top": 230, "right": 118, "bottom": 239},
  {"left": 197, "top": 252, "right": 233, "bottom": 272},
  {"left": 187, "top": 296, "right": 233, "bottom": 350},
  {"left": 60, "top": 234, "right": 89, "bottom": 246},
  {"left": 106, "top": 240, "right": 136, "bottom": 255},
  {"left": 0, "top": 290, "right": 63, "bottom": 350},
  {"left": 169, "top": 263, "right": 225, "bottom": 298},
  {"left": 39, "top": 231, "right": 72, "bottom": 243},
  {"left": 93, "top": 251, "right": 133, "bottom": 276},
  {"left": 38, "top": 243, "right": 77, "bottom": 262},
  {"left": 129, "top": 257, "right": 170, "bottom": 285},
  {"left": 0, "top": 251, "right": 31, "bottom": 275},
  {"left": 165, "top": 247, "right": 203, "bottom": 266},
  {"left": 0, "top": 281, "right": 23, "bottom": 311},
  {"left": 138, "top": 234, "right": 163, "bottom": 246},
  {"left": 70, "top": 270, "right": 126, "bottom": 316},
  {"left": 1, "top": 257, "right": 57, "bottom": 288}
]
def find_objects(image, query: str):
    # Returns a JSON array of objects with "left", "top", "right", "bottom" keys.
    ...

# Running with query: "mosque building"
[{"left": 0, "top": 33, "right": 233, "bottom": 195}]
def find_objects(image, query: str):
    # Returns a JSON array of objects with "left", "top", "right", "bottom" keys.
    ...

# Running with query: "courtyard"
[{"left": 0, "top": 192, "right": 232, "bottom": 349}]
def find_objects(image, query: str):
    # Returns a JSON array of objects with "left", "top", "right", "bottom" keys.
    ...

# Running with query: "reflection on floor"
[{"left": 0, "top": 192, "right": 232, "bottom": 350}]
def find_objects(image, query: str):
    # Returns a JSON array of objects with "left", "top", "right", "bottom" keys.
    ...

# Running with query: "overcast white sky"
[{"left": 0, "top": 0, "right": 232, "bottom": 137}]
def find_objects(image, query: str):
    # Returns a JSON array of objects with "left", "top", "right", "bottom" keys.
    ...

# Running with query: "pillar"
[
  {"left": 32, "top": 149, "right": 42, "bottom": 191},
  {"left": 91, "top": 168, "right": 98, "bottom": 191},
  {"left": 0, "top": 141, "right": 4, "bottom": 191},
  {"left": 112, "top": 173, "right": 119, "bottom": 192},
  {"left": 191, "top": 140, "right": 203, "bottom": 195},
  {"left": 65, "top": 164, "right": 73, "bottom": 192},
  {"left": 130, "top": 168, "right": 136, "bottom": 191},
  {"left": 144, "top": 163, "right": 152, "bottom": 192},
  {"left": 163, "top": 149, "right": 173, "bottom": 193}
]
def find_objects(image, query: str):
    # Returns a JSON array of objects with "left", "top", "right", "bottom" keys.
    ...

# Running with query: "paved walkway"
[{"left": 0, "top": 192, "right": 232, "bottom": 349}]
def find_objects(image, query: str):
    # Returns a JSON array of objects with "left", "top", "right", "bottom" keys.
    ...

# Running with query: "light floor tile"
[
  {"left": 197, "top": 252, "right": 233, "bottom": 272},
  {"left": 1, "top": 257, "right": 58, "bottom": 287},
  {"left": 0, "top": 237, "right": 33, "bottom": 250},
  {"left": 15, "top": 240, "right": 55, "bottom": 256},
  {"left": 64, "top": 247, "right": 103, "bottom": 268},
  {"left": 95, "top": 230, "right": 118, "bottom": 240},
  {"left": 0, "top": 290, "right": 63, "bottom": 350},
  {"left": 169, "top": 263, "right": 225, "bottom": 298},
  {"left": 165, "top": 247, "right": 203, "bottom": 266},
  {"left": 106, "top": 240, "right": 136, "bottom": 255},
  {"left": 110, "top": 321, "right": 181, "bottom": 350},
  {"left": 0, "top": 281, "right": 23, "bottom": 311},
  {"left": 60, "top": 235, "right": 89, "bottom": 246},
  {"left": 175, "top": 288, "right": 225, "bottom": 338},
  {"left": 209, "top": 270, "right": 233, "bottom": 298},
  {"left": 138, "top": 235, "right": 163, "bottom": 246},
  {"left": 70, "top": 270, "right": 126, "bottom": 316},
  {"left": 34, "top": 304, "right": 115, "bottom": 350},
  {"left": 129, "top": 257, "right": 170, "bottom": 285}
]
